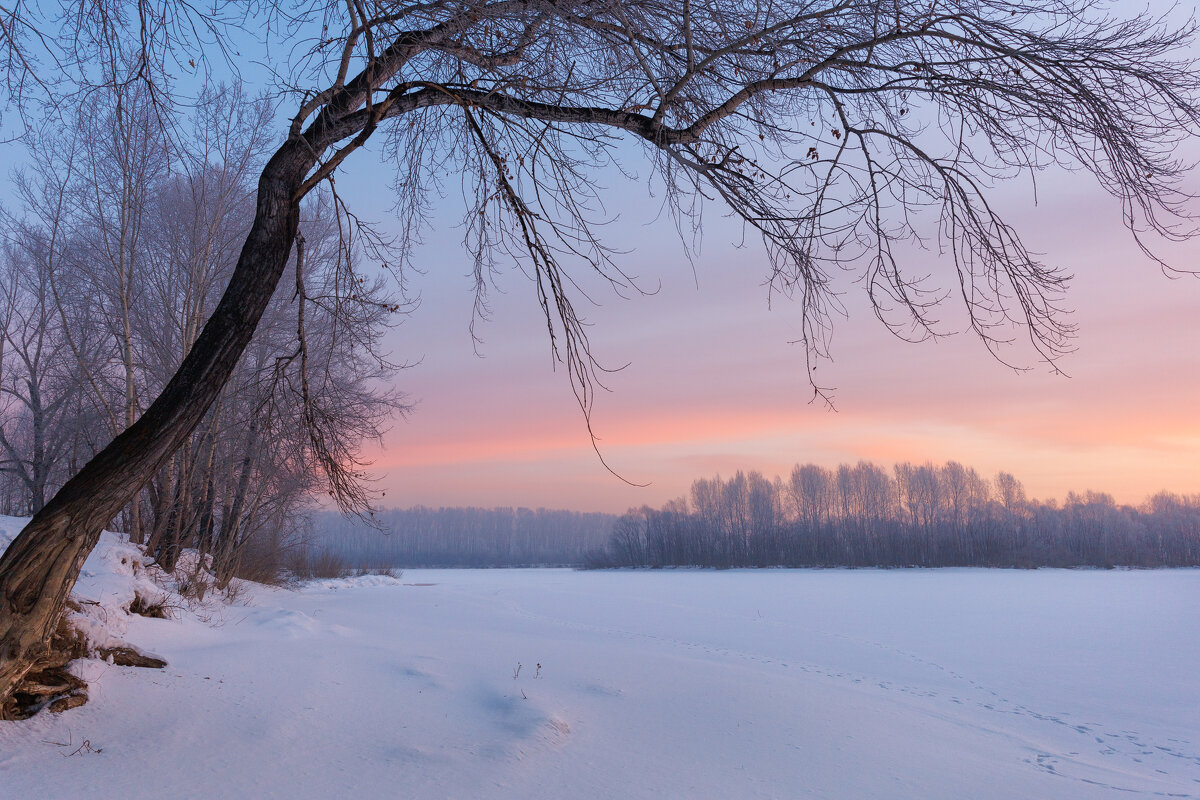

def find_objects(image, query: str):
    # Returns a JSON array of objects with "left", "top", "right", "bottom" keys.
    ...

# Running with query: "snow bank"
[
  {"left": 0, "top": 516, "right": 171, "bottom": 654},
  {"left": 300, "top": 572, "right": 405, "bottom": 591}
]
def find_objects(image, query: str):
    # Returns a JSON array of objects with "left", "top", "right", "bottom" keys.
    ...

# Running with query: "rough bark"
[{"left": 0, "top": 137, "right": 313, "bottom": 715}]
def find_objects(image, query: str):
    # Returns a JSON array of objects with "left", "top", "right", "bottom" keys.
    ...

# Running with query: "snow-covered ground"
[{"left": 1, "top": 519, "right": 1198, "bottom": 799}]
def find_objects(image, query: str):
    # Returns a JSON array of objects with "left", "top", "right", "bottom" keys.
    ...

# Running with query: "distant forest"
[
  {"left": 312, "top": 462, "right": 1200, "bottom": 570},
  {"left": 588, "top": 462, "right": 1200, "bottom": 569},
  {"left": 311, "top": 506, "right": 615, "bottom": 567}
]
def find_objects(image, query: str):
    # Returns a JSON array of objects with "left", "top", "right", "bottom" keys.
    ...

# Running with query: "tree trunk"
[
  {"left": 214, "top": 418, "right": 257, "bottom": 588},
  {"left": 0, "top": 139, "right": 313, "bottom": 714}
]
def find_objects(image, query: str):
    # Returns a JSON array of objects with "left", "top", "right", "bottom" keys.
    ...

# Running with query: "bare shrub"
[
  {"left": 350, "top": 563, "right": 403, "bottom": 579},
  {"left": 229, "top": 531, "right": 293, "bottom": 586},
  {"left": 174, "top": 573, "right": 211, "bottom": 604},
  {"left": 307, "top": 551, "right": 348, "bottom": 579},
  {"left": 219, "top": 580, "right": 248, "bottom": 605},
  {"left": 127, "top": 593, "right": 170, "bottom": 619},
  {"left": 283, "top": 540, "right": 349, "bottom": 581}
]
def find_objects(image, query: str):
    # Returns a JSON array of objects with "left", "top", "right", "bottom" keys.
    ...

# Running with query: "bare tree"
[
  {"left": 3, "top": 0, "right": 1200, "bottom": 711},
  {"left": 597, "top": 459, "right": 1200, "bottom": 569},
  {"left": 0, "top": 238, "right": 85, "bottom": 514}
]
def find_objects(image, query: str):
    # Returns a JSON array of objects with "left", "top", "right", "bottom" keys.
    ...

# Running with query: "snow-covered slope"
[
  {"left": 0, "top": 517, "right": 173, "bottom": 663},
  {"left": 1, "top": 517, "right": 1197, "bottom": 799}
]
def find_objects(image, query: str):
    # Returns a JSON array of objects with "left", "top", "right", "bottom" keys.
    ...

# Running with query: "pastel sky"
[
  {"left": 252, "top": 3, "right": 1198, "bottom": 512},
  {"left": 10, "top": 3, "right": 1194, "bottom": 515},
  {"left": 344, "top": 139, "right": 1200, "bottom": 513}
]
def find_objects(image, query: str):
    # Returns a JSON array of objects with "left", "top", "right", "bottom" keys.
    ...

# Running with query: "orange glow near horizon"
[
  {"left": 365, "top": 392, "right": 1200, "bottom": 512},
  {"left": 335, "top": 127, "right": 1200, "bottom": 516}
]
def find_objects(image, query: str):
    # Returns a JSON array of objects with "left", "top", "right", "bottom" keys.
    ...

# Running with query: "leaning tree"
[{"left": 2, "top": 0, "right": 1199, "bottom": 711}]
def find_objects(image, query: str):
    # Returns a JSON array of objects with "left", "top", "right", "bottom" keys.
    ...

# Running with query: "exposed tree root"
[{"left": 1, "top": 602, "right": 166, "bottom": 720}]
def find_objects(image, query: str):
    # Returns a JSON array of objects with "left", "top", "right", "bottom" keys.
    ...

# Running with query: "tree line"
[
  {"left": 312, "top": 506, "right": 615, "bottom": 568},
  {"left": 0, "top": 84, "right": 403, "bottom": 588},
  {"left": 588, "top": 462, "right": 1200, "bottom": 569}
]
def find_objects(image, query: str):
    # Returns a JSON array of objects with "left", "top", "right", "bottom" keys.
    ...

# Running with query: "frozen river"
[{"left": 3, "top": 558, "right": 1198, "bottom": 799}]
